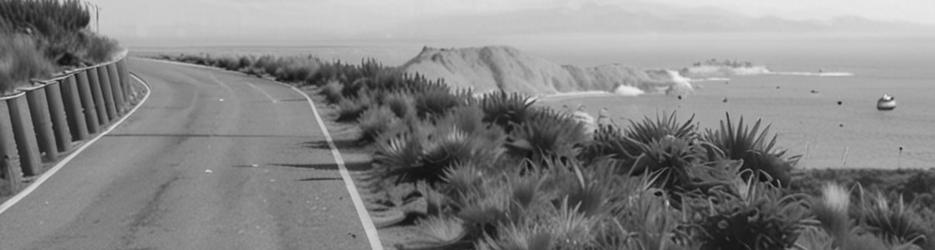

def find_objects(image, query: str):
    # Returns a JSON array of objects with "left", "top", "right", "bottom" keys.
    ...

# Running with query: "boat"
[{"left": 877, "top": 94, "right": 896, "bottom": 111}]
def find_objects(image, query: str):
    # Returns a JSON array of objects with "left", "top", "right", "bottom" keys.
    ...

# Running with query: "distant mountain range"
[{"left": 383, "top": 2, "right": 934, "bottom": 38}]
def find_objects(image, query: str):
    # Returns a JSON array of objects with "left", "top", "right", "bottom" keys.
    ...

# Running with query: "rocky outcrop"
[{"left": 399, "top": 46, "right": 691, "bottom": 96}]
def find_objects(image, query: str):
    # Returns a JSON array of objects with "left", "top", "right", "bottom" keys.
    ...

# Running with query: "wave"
[
  {"left": 690, "top": 77, "right": 731, "bottom": 82},
  {"left": 545, "top": 90, "right": 614, "bottom": 98},
  {"left": 614, "top": 85, "right": 645, "bottom": 96},
  {"left": 767, "top": 71, "right": 855, "bottom": 77}
]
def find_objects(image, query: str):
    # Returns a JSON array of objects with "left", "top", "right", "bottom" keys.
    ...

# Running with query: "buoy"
[
  {"left": 877, "top": 94, "right": 896, "bottom": 111},
  {"left": 722, "top": 98, "right": 728, "bottom": 103},
  {"left": 837, "top": 101, "right": 843, "bottom": 106}
]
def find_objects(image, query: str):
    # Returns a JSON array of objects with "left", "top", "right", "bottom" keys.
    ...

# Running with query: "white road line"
[
  {"left": 0, "top": 72, "right": 153, "bottom": 215},
  {"left": 244, "top": 82, "right": 278, "bottom": 103},
  {"left": 286, "top": 86, "right": 384, "bottom": 250},
  {"left": 140, "top": 58, "right": 276, "bottom": 103},
  {"left": 142, "top": 58, "right": 382, "bottom": 249},
  {"left": 207, "top": 72, "right": 236, "bottom": 96}
]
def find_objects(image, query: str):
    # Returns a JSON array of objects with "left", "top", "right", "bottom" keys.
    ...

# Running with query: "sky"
[{"left": 84, "top": 0, "right": 935, "bottom": 45}]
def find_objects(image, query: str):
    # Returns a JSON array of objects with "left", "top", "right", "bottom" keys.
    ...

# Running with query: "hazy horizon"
[{"left": 86, "top": 0, "right": 935, "bottom": 47}]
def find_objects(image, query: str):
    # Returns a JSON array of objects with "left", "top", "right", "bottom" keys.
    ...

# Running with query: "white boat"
[{"left": 877, "top": 94, "right": 896, "bottom": 111}]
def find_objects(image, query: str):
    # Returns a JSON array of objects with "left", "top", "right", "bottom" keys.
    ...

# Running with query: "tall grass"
[
  {"left": 1, "top": 0, "right": 121, "bottom": 95},
  {"left": 0, "top": 33, "right": 55, "bottom": 94}
]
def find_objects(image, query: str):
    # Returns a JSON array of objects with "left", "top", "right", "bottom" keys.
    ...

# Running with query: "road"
[{"left": 0, "top": 59, "right": 372, "bottom": 249}]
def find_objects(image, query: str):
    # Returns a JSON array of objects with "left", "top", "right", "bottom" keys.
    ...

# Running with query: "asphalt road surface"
[{"left": 0, "top": 59, "right": 371, "bottom": 250}]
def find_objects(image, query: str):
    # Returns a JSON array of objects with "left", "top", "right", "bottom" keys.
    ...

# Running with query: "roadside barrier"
[{"left": 0, "top": 50, "right": 145, "bottom": 196}]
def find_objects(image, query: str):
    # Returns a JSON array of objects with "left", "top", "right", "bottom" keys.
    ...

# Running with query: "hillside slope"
[{"left": 399, "top": 46, "right": 690, "bottom": 96}]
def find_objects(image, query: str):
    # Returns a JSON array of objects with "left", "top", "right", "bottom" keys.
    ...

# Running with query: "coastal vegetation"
[
  {"left": 160, "top": 53, "right": 935, "bottom": 250},
  {"left": 0, "top": 0, "right": 121, "bottom": 94}
]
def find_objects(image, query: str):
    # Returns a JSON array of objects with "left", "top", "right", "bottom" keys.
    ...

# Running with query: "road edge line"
[
  {"left": 140, "top": 58, "right": 384, "bottom": 249},
  {"left": 0, "top": 72, "right": 153, "bottom": 215},
  {"left": 286, "top": 85, "right": 384, "bottom": 250}
]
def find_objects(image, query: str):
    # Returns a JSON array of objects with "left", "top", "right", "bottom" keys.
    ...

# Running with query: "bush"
[
  {"left": 335, "top": 97, "right": 371, "bottom": 122},
  {"left": 626, "top": 112, "right": 697, "bottom": 144},
  {"left": 479, "top": 91, "right": 535, "bottom": 132},
  {"left": 1, "top": 0, "right": 120, "bottom": 67},
  {"left": 382, "top": 92, "right": 415, "bottom": 119},
  {"left": 704, "top": 113, "right": 799, "bottom": 187},
  {"left": 507, "top": 108, "right": 587, "bottom": 163},
  {"left": 856, "top": 191, "right": 929, "bottom": 248},
  {"left": 0, "top": 33, "right": 54, "bottom": 94},
  {"left": 685, "top": 173, "right": 810, "bottom": 250},
  {"left": 320, "top": 80, "right": 344, "bottom": 104},
  {"left": 76, "top": 32, "right": 119, "bottom": 63},
  {"left": 414, "top": 88, "right": 463, "bottom": 119},
  {"left": 357, "top": 106, "right": 400, "bottom": 143}
]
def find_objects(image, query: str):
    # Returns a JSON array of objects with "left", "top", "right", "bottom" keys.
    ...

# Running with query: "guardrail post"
[
  {"left": 117, "top": 59, "right": 132, "bottom": 101},
  {"left": 45, "top": 80, "right": 71, "bottom": 153},
  {"left": 0, "top": 95, "right": 23, "bottom": 194},
  {"left": 26, "top": 86, "right": 58, "bottom": 162},
  {"left": 107, "top": 64, "right": 126, "bottom": 114},
  {"left": 97, "top": 66, "right": 117, "bottom": 121},
  {"left": 61, "top": 74, "right": 89, "bottom": 141},
  {"left": 86, "top": 67, "right": 109, "bottom": 126},
  {"left": 8, "top": 92, "right": 42, "bottom": 176}
]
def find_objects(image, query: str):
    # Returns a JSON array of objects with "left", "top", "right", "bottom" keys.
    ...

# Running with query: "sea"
[{"left": 132, "top": 33, "right": 935, "bottom": 169}]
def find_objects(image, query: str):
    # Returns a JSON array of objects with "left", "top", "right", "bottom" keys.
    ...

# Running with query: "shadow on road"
[
  {"left": 107, "top": 133, "right": 311, "bottom": 138},
  {"left": 296, "top": 177, "right": 343, "bottom": 182},
  {"left": 268, "top": 162, "right": 372, "bottom": 171},
  {"left": 302, "top": 139, "right": 361, "bottom": 149}
]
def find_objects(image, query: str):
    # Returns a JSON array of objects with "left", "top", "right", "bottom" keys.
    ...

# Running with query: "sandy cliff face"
[{"left": 400, "top": 46, "right": 690, "bottom": 96}]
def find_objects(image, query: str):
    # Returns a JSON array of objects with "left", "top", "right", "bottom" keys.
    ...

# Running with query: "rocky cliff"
[{"left": 399, "top": 46, "right": 691, "bottom": 96}]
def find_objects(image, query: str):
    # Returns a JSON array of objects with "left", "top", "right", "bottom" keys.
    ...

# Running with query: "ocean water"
[
  {"left": 134, "top": 34, "right": 935, "bottom": 169},
  {"left": 529, "top": 34, "right": 935, "bottom": 169}
]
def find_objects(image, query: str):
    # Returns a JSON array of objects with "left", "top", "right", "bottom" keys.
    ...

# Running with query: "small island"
[{"left": 679, "top": 58, "right": 771, "bottom": 77}]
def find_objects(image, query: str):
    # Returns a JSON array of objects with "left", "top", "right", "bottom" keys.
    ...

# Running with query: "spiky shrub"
[
  {"left": 414, "top": 88, "right": 464, "bottom": 119},
  {"left": 418, "top": 215, "right": 469, "bottom": 245},
  {"left": 358, "top": 105, "right": 401, "bottom": 143},
  {"left": 479, "top": 91, "right": 535, "bottom": 132},
  {"left": 382, "top": 91, "right": 415, "bottom": 119},
  {"left": 507, "top": 108, "right": 587, "bottom": 163},
  {"left": 628, "top": 135, "right": 709, "bottom": 192},
  {"left": 372, "top": 129, "right": 424, "bottom": 183},
  {"left": 320, "top": 80, "right": 344, "bottom": 104},
  {"left": 437, "top": 105, "right": 489, "bottom": 135},
  {"left": 272, "top": 56, "right": 320, "bottom": 83},
  {"left": 810, "top": 183, "right": 852, "bottom": 248},
  {"left": 581, "top": 124, "right": 632, "bottom": 159},
  {"left": 335, "top": 96, "right": 371, "bottom": 122},
  {"left": 704, "top": 113, "right": 799, "bottom": 187},
  {"left": 374, "top": 119, "right": 503, "bottom": 186},
  {"left": 626, "top": 112, "right": 697, "bottom": 144},
  {"left": 237, "top": 56, "right": 253, "bottom": 70},
  {"left": 404, "top": 127, "right": 502, "bottom": 184},
  {"left": 75, "top": 32, "right": 119, "bottom": 64},
  {"left": 0, "top": 33, "right": 54, "bottom": 94},
  {"left": 211, "top": 55, "right": 240, "bottom": 71},
  {"left": 686, "top": 175, "right": 809, "bottom": 250},
  {"left": 856, "top": 191, "right": 929, "bottom": 248}
]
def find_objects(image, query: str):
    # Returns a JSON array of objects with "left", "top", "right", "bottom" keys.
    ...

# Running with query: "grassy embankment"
[
  {"left": 0, "top": 0, "right": 120, "bottom": 95},
  {"left": 162, "top": 53, "right": 935, "bottom": 250}
]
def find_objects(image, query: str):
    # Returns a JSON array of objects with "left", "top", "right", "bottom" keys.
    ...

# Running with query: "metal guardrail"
[{"left": 0, "top": 50, "right": 144, "bottom": 195}]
